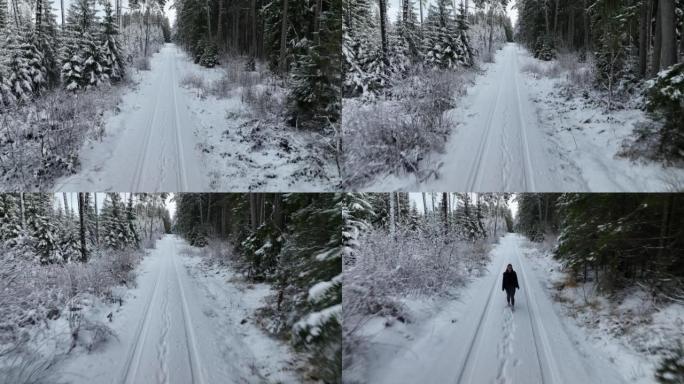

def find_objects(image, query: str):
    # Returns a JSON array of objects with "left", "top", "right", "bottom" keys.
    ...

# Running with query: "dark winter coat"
[{"left": 502, "top": 270, "right": 519, "bottom": 291}]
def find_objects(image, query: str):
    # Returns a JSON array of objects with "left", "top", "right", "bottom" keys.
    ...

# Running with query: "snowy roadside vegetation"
[
  {"left": 0, "top": 0, "right": 169, "bottom": 191},
  {"left": 0, "top": 193, "right": 170, "bottom": 384},
  {"left": 342, "top": 0, "right": 512, "bottom": 188},
  {"left": 173, "top": 0, "right": 342, "bottom": 190},
  {"left": 516, "top": 193, "right": 684, "bottom": 383},
  {"left": 515, "top": 0, "right": 684, "bottom": 189},
  {"left": 178, "top": 55, "right": 338, "bottom": 190},
  {"left": 174, "top": 194, "right": 342, "bottom": 383},
  {"left": 342, "top": 193, "right": 513, "bottom": 383}
]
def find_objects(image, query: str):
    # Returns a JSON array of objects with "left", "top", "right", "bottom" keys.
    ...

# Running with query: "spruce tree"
[
  {"left": 342, "top": 0, "right": 386, "bottom": 96},
  {"left": 25, "top": 194, "right": 59, "bottom": 264},
  {"left": 288, "top": 0, "right": 342, "bottom": 130},
  {"left": 423, "top": 0, "right": 465, "bottom": 70},
  {"left": 100, "top": 1, "right": 125, "bottom": 83},
  {"left": 101, "top": 193, "right": 133, "bottom": 250},
  {"left": 342, "top": 193, "right": 372, "bottom": 266},
  {"left": 5, "top": 28, "right": 46, "bottom": 101},
  {"left": 286, "top": 193, "right": 342, "bottom": 383}
]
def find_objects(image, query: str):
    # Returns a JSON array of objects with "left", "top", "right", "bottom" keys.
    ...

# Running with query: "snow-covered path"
[
  {"left": 56, "top": 44, "right": 207, "bottom": 192},
  {"left": 56, "top": 235, "right": 290, "bottom": 384},
  {"left": 371, "top": 234, "right": 627, "bottom": 384},
  {"left": 426, "top": 43, "right": 562, "bottom": 192}
]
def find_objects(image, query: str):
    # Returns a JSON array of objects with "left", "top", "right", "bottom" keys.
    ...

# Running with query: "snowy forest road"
[
  {"left": 56, "top": 235, "right": 262, "bottom": 384},
  {"left": 372, "top": 234, "right": 627, "bottom": 384},
  {"left": 56, "top": 44, "right": 207, "bottom": 192},
  {"left": 425, "top": 43, "right": 565, "bottom": 192}
]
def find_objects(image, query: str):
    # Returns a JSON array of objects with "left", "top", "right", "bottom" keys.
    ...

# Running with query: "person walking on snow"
[{"left": 502, "top": 264, "right": 519, "bottom": 308}]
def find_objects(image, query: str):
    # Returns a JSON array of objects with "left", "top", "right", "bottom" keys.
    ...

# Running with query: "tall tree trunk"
[
  {"left": 78, "top": 193, "right": 88, "bottom": 263},
  {"left": 314, "top": 0, "right": 322, "bottom": 45},
  {"left": 217, "top": 0, "right": 224, "bottom": 50},
  {"left": 389, "top": 193, "right": 396, "bottom": 238},
  {"left": 20, "top": 193, "right": 25, "bottom": 228},
  {"left": 251, "top": 0, "right": 257, "bottom": 58},
  {"left": 583, "top": 0, "right": 590, "bottom": 51},
  {"left": 422, "top": 192, "right": 428, "bottom": 215},
  {"left": 651, "top": 1, "right": 662, "bottom": 75},
  {"left": 659, "top": 0, "right": 676, "bottom": 69},
  {"left": 35, "top": 0, "right": 42, "bottom": 34},
  {"left": 544, "top": 0, "right": 550, "bottom": 35},
  {"left": 94, "top": 193, "right": 99, "bottom": 245},
  {"left": 553, "top": 0, "right": 559, "bottom": 38},
  {"left": 249, "top": 194, "right": 258, "bottom": 230},
  {"left": 639, "top": 0, "right": 650, "bottom": 76},
  {"left": 379, "top": 0, "right": 388, "bottom": 65},
  {"left": 278, "top": 0, "right": 289, "bottom": 74},
  {"left": 63, "top": 193, "right": 70, "bottom": 217},
  {"left": 442, "top": 193, "right": 449, "bottom": 235},
  {"left": 61, "top": 0, "right": 65, "bottom": 27}
]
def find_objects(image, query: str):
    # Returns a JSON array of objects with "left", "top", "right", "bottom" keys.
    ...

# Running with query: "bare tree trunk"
[
  {"left": 389, "top": 193, "right": 396, "bottom": 238},
  {"left": 11, "top": 0, "right": 19, "bottom": 28},
  {"left": 553, "top": 0, "right": 559, "bottom": 38},
  {"left": 651, "top": 1, "right": 662, "bottom": 75},
  {"left": 94, "top": 193, "right": 99, "bottom": 245},
  {"left": 379, "top": 0, "right": 388, "bottom": 65},
  {"left": 420, "top": 0, "right": 424, "bottom": 32},
  {"left": 78, "top": 193, "right": 88, "bottom": 263},
  {"left": 422, "top": 192, "right": 428, "bottom": 215},
  {"left": 639, "top": 0, "right": 650, "bottom": 76},
  {"left": 314, "top": 0, "right": 322, "bottom": 45},
  {"left": 442, "top": 193, "right": 449, "bottom": 235},
  {"left": 217, "top": 0, "right": 224, "bottom": 50},
  {"left": 18, "top": 192, "right": 25, "bottom": 228},
  {"left": 251, "top": 0, "right": 257, "bottom": 58},
  {"left": 583, "top": 0, "right": 590, "bottom": 51},
  {"left": 63, "top": 193, "right": 70, "bottom": 217},
  {"left": 278, "top": 0, "right": 289, "bottom": 74},
  {"left": 61, "top": 0, "right": 65, "bottom": 27},
  {"left": 659, "top": 0, "right": 676, "bottom": 69}
]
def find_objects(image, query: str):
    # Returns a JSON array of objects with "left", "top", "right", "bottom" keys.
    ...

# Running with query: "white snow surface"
[
  {"left": 55, "top": 235, "right": 299, "bottom": 384},
  {"left": 359, "top": 234, "right": 633, "bottom": 384},
  {"left": 56, "top": 44, "right": 207, "bottom": 192},
  {"left": 372, "top": 43, "right": 684, "bottom": 192}
]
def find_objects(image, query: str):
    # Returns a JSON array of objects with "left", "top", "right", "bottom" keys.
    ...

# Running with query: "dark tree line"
[
  {"left": 174, "top": 0, "right": 342, "bottom": 130},
  {"left": 174, "top": 193, "right": 342, "bottom": 383},
  {"left": 516, "top": 0, "right": 684, "bottom": 157},
  {"left": 516, "top": 193, "right": 684, "bottom": 299}
]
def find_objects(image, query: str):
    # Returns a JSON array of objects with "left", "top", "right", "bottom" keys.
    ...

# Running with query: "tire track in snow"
[
  {"left": 511, "top": 47, "right": 537, "bottom": 191},
  {"left": 465, "top": 64, "right": 507, "bottom": 191},
  {"left": 516, "top": 245, "right": 562, "bottom": 384},
  {"left": 171, "top": 241, "right": 206, "bottom": 384},
  {"left": 118, "top": 259, "right": 164, "bottom": 384},
  {"left": 170, "top": 51, "right": 189, "bottom": 191},
  {"left": 455, "top": 257, "right": 508, "bottom": 384},
  {"left": 156, "top": 268, "right": 170, "bottom": 384},
  {"left": 129, "top": 63, "right": 168, "bottom": 192},
  {"left": 496, "top": 307, "right": 515, "bottom": 384}
]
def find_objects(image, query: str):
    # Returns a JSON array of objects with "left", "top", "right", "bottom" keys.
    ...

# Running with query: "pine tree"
[
  {"left": 61, "top": 0, "right": 104, "bottom": 90},
  {"left": 60, "top": 27, "right": 84, "bottom": 91},
  {"left": 0, "top": 194, "right": 22, "bottom": 243},
  {"left": 423, "top": 0, "right": 468, "bottom": 69},
  {"left": 285, "top": 193, "right": 342, "bottom": 383},
  {"left": 101, "top": 193, "right": 133, "bottom": 250},
  {"left": 342, "top": 193, "right": 372, "bottom": 266},
  {"left": 342, "top": 0, "right": 386, "bottom": 96},
  {"left": 36, "top": 0, "right": 61, "bottom": 88},
  {"left": 288, "top": 0, "right": 342, "bottom": 130},
  {"left": 5, "top": 27, "right": 46, "bottom": 101},
  {"left": 24, "top": 194, "right": 59, "bottom": 264},
  {"left": 100, "top": 1, "right": 125, "bottom": 83}
]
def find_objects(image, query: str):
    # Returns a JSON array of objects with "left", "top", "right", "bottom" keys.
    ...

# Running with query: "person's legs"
[{"left": 506, "top": 288, "right": 515, "bottom": 306}]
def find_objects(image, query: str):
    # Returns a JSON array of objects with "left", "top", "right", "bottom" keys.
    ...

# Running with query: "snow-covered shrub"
[
  {"left": 534, "top": 35, "right": 556, "bottom": 61},
  {"left": 646, "top": 63, "right": 684, "bottom": 160},
  {"left": 342, "top": 68, "right": 468, "bottom": 187},
  {"left": 199, "top": 41, "right": 219, "bottom": 68},
  {"left": 132, "top": 55, "right": 150, "bottom": 71},
  {"left": 241, "top": 221, "right": 282, "bottom": 281},
  {"left": 656, "top": 341, "right": 684, "bottom": 384}
]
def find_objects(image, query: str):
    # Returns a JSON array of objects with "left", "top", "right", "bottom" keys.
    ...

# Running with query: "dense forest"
[
  {"left": 173, "top": 0, "right": 342, "bottom": 130},
  {"left": 0, "top": 193, "right": 170, "bottom": 380},
  {"left": 516, "top": 193, "right": 684, "bottom": 299},
  {"left": 516, "top": 0, "right": 684, "bottom": 159},
  {"left": 343, "top": 192, "right": 514, "bottom": 381},
  {"left": 174, "top": 193, "right": 342, "bottom": 383},
  {"left": 341, "top": 0, "right": 513, "bottom": 187},
  {"left": 0, "top": 0, "right": 170, "bottom": 189}
]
